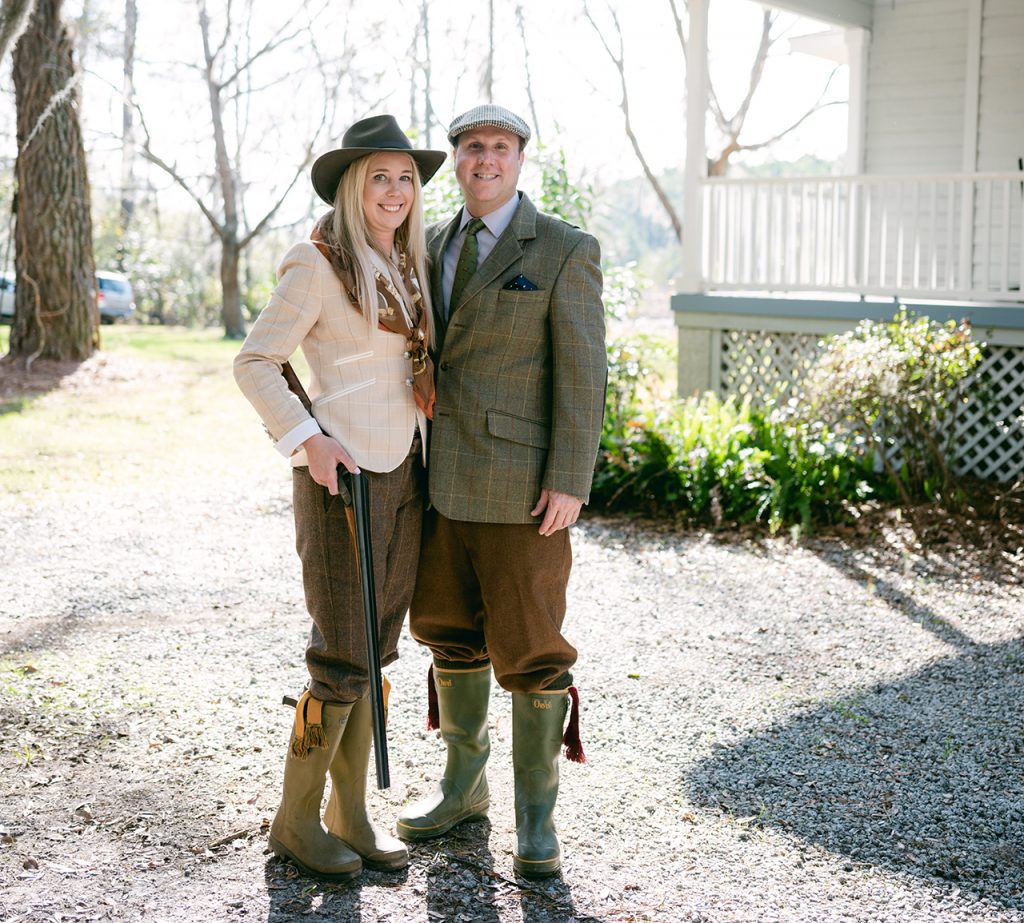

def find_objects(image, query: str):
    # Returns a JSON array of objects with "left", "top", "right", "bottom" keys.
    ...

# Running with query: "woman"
[{"left": 233, "top": 115, "right": 446, "bottom": 881}]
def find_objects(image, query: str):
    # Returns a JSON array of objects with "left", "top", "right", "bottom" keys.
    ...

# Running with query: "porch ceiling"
[{"left": 755, "top": 0, "right": 873, "bottom": 29}]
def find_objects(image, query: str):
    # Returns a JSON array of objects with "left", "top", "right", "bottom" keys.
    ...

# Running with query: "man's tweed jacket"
[{"left": 426, "top": 194, "right": 607, "bottom": 524}]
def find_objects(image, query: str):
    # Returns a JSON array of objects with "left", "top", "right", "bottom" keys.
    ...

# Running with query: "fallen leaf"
[{"left": 23, "top": 856, "right": 39, "bottom": 870}]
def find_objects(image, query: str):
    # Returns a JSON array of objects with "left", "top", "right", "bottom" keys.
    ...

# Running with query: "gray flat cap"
[{"left": 447, "top": 104, "right": 531, "bottom": 146}]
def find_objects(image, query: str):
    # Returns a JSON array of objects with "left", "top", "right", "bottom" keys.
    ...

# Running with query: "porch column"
[
  {"left": 680, "top": 0, "right": 708, "bottom": 294},
  {"left": 843, "top": 26, "right": 868, "bottom": 175},
  {"left": 677, "top": 0, "right": 713, "bottom": 398}
]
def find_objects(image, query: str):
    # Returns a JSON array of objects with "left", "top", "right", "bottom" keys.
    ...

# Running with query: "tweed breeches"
[
  {"left": 292, "top": 449, "right": 424, "bottom": 702},
  {"left": 408, "top": 509, "right": 577, "bottom": 693}
]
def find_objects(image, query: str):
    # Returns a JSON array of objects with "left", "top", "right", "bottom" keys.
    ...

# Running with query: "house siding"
[
  {"left": 976, "top": 0, "right": 1024, "bottom": 172},
  {"left": 864, "top": 0, "right": 968, "bottom": 175},
  {"left": 974, "top": 0, "right": 1023, "bottom": 291}
]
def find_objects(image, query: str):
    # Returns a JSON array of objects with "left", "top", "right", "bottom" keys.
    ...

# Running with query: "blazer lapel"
[
  {"left": 452, "top": 195, "right": 539, "bottom": 313},
  {"left": 428, "top": 211, "right": 462, "bottom": 333}
]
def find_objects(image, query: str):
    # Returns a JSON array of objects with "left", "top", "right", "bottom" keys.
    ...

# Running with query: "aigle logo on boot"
[{"left": 533, "top": 699, "right": 551, "bottom": 709}]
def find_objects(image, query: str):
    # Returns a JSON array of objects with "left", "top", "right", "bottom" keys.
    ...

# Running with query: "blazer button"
[
  {"left": 405, "top": 377, "right": 414, "bottom": 386},
  {"left": 440, "top": 362, "right": 450, "bottom": 371}
]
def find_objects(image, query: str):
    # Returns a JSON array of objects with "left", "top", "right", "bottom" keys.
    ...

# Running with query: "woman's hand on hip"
[{"left": 302, "top": 433, "right": 360, "bottom": 494}]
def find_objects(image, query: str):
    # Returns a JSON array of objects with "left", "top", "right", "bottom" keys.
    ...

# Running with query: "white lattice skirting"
[
  {"left": 718, "top": 332, "right": 1024, "bottom": 482},
  {"left": 673, "top": 296, "right": 1024, "bottom": 484}
]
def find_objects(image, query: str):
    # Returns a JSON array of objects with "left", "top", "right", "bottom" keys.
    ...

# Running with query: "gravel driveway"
[{"left": 0, "top": 355, "right": 1021, "bottom": 923}]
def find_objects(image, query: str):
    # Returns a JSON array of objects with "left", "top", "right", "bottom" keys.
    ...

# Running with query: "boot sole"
[
  {"left": 268, "top": 835, "right": 362, "bottom": 882},
  {"left": 361, "top": 853, "right": 411, "bottom": 872},
  {"left": 395, "top": 802, "right": 490, "bottom": 842},
  {"left": 513, "top": 853, "right": 562, "bottom": 878}
]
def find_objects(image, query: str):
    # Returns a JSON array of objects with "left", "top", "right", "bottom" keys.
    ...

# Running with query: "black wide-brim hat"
[{"left": 311, "top": 115, "right": 447, "bottom": 205}]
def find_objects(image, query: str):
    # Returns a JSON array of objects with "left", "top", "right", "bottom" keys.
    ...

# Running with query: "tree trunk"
[
  {"left": 481, "top": 0, "right": 493, "bottom": 103},
  {"left": 199, "top": 2, "right": 245, "bottom": 339},
  {"left": 119, "top": 0, "right": 137, "bottom": 264},
  {"left": 221, "top": 236, "right": 244, "bottom": 339},
  {"left": 9, "top": 0, "right": 97, "bottom": 363},
  {"left": 421, "top": 0, "right": 433, "bottom": 147}
]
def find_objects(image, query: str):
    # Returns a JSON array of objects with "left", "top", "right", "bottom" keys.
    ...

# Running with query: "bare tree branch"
[
  {"left": 583, "top": 0, "right": 682, "bottom": 242},
  {"left": 515, "top": 4, "right": 541, "bottom": 142},
  {"left": 723, "top": 10, "right": 778, "bottom": 136},
  {"left": 666, "top": 0, "right": 687, "bottom": 64}
]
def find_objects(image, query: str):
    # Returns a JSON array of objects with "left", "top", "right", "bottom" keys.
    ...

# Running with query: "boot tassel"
[{"left": 562, "top": 685, "right": 586, "bottom": 764}]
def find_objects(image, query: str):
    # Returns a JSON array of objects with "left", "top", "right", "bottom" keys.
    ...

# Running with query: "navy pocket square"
[{"left": 503, "top": 274, "right": 540, "bottom": 292}]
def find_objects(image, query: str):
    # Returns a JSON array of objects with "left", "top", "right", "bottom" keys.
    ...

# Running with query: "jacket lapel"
[
  {"left": 451, "top": 195, "right": 538, "bottom": 314},
  {"left": 428, "top": 211, "right": 462, "bottom": 332}
]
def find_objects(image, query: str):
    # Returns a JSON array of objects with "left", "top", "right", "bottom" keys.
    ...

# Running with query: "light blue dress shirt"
[{"left": 441, "top": 192, "right": 522, "bottom": 314}]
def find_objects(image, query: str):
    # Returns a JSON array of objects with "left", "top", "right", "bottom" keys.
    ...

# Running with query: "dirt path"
[{"left": 1, "top": 347, "right": 1022, "bottom": 923}]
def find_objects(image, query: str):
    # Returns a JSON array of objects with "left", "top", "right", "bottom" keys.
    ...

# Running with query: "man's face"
[{"left": 453, "top": 127, "right": 524, "bottom": 217}]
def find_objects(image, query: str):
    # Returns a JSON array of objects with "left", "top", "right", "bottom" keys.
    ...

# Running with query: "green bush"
[
  {"left": 593, "top": 336, "right": 882, "bottom": 532},
  {"left": 804, "top": 309, "right": 983, "bottom": 509}
]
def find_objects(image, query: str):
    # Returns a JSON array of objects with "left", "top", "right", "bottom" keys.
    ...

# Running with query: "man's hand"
[
  {"left": 302, "top": 433, "right": 359, "bottom": 495},
  {"left": 530, "top": 488, "right": 583, "bottom": 536}
]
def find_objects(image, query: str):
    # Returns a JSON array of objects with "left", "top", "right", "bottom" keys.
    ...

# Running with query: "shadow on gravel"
[
  {"left": 813, "top": 551, "right": 990, "bottom": 652},
  {"left": 418, "top": 819, "right": 590, "bottom": 922},
  {"left": 263, "top": 855, "right": 409, "bottom": 920},
  {"left": 686, "top": 635, "right": 1024, "bottom": 911}
]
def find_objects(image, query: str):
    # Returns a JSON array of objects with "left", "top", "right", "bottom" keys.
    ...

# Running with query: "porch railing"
[{"left": 701, "top": 171, "right": 1024, "bottom": 302}]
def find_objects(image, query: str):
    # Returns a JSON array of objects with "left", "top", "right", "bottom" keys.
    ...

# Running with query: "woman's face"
[{"left": 362, "top": 152, "right": 416, "bottom": 248}]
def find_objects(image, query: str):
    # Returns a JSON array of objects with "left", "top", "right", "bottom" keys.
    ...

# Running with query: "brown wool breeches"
[
  {"left": 409, "top": 509, "right": 577, "bottom": 693},
  {"left": 292, "top": 449, "right": 424, "bottom": 702}
]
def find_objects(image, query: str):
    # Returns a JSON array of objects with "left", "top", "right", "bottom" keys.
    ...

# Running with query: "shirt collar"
[{"left": 459, "top": 191, "right": 521, "bottom": 239}]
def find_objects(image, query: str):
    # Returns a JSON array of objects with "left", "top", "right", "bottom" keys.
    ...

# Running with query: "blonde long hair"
[{"left": 329, "top": 153, "right": 434, "bottom": 346}]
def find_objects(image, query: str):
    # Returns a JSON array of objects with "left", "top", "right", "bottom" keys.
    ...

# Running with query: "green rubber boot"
[
  {"left": 396, "top": 663, "right": 491, "bottom": 841},
  {"left": 324, "top": 695, "right": 409, "bottom": 870},
  {"left": 511, "top": 689, "right": 569, "bottom": 878},
  {"left": 268, "top": 697, "right": 362, "bottom": 881}
]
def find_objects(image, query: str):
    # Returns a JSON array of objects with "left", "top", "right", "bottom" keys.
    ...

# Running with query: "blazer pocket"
[
  {"left": 486, "top": 409, "right": 550, "bottom": 449},
  {"left": 333, "top": 350, "right": 374, "bottom": 366},
  {"left": 314, "top": 378, "right": 376, "bottom": 406},
  {"left": 496, "top": 288, "right": 548, "bottom": 316}
]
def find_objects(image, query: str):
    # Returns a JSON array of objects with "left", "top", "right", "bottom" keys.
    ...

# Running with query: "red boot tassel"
[
  {"left": 426, "top": 664, "right": 439, "bottom": 731},
  {"left": 562, "top": 685, "right": 586, "bottom": 763}
]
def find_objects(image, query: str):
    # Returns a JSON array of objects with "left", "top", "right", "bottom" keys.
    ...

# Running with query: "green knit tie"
[{"left": 449, "top": 217, "right": 486, "bottom": 315}]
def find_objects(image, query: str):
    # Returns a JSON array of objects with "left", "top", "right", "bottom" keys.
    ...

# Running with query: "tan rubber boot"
[
  {"left": 268, "top": 695, "right": 362, "bottom": 881},
  {"left": 396, "top": 663, "right": 491, "bottom": 841},
  {"left": 511, "top": 689, "right": 570, "bottom": 878},
  {"left": 324, "top": 695, "right": 409, "bottom": 870}
]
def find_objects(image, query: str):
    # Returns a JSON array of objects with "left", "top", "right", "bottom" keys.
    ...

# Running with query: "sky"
[{"left": 2, "top": 0, "right": 851, "bottom": 226}]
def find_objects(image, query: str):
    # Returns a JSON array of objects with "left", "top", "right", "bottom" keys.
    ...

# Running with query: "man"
[{"left": 396, "top": 104, "right": 607, "bottom": 878}]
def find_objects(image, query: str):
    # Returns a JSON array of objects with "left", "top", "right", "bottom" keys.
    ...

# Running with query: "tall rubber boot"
[
  {"left": 268, "top": 694, "right": 362, "bottom": 881},
  {"left": 324, "top": 695, "right": 409, "bottom": 870},
  {"left": 396, "top": 663, "right": 491, "bottom": 840},
  {"left": 511, "top": 688, "right": 571, "bottom": 878}
]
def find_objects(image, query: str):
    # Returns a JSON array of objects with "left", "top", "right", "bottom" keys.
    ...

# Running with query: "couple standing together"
[{"left": 234, "top": 105, "right": 607, "bottom": 882}]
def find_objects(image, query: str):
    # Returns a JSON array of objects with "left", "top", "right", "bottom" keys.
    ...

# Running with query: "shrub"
[
  {"left": 593, "top": 337, "right": 879, "bottom": 532},
  {"left": 803, "top": 309, "right": 983, "bottom": 510}
]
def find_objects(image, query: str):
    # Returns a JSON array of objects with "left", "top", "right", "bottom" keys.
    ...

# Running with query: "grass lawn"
[{"left": 0, "top": 325, "right": 291, "bottom": 496}]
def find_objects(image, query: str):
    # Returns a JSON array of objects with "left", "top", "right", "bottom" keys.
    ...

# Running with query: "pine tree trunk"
[{"left": 9, "top": 0, "right": 97, "bottom": 362}]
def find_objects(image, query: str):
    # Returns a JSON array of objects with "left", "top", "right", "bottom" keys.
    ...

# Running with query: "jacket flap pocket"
[{"left": 486, "top": 410, "right": 549, "bottom": 449}]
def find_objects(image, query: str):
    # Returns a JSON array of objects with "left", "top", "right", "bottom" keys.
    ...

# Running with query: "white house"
[{"left": 674, "top": 0, "right": 1024, "bottom": 482}]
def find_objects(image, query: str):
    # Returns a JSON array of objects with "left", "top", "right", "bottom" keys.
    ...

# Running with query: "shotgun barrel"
[{"left": 348, "top": 471, "right": 390, "bottom": 789}]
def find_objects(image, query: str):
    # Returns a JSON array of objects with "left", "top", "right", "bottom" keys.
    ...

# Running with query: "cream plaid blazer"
[
  {"left": 426, "top": 195, "right": 607, "bottom": 523},
  {"left": 234, "top": 241, "right": 425, "bottom": 473}
]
